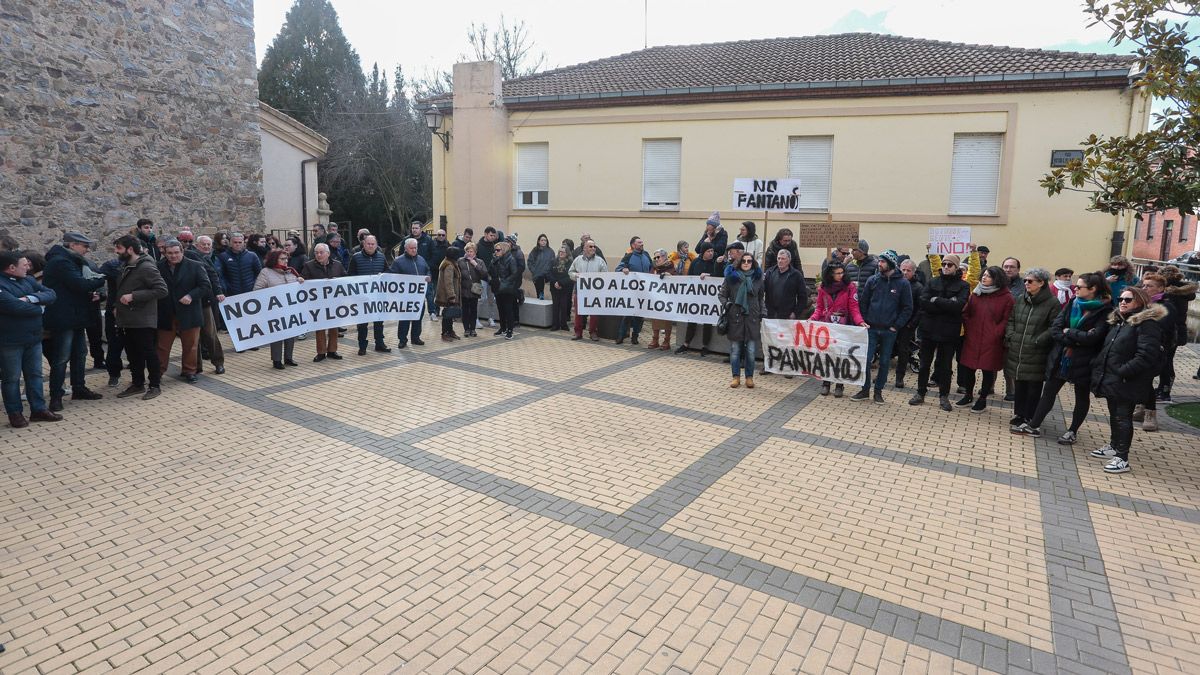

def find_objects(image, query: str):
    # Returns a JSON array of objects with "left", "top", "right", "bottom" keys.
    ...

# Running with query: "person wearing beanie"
[
  {"left": 436, "top": 246, "right": 464, "bottom": 341},
  {"left": 851, "top": 249, "right": 912, "bottom": 404},
  {"left": 909, "top": 253, "right": 969, "bottom": 411},
  {"left": 698, "top": 212, "right": 728, "bottom": 260},
  {"left": 846, "top": 239, "right": 879, "bottom": 286}
]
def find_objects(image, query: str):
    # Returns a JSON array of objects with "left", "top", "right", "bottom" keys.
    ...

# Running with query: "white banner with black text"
[
  {"left": 574, "top": 272, "right": 723, "bottom": 324},
  {"left": 219, "top": 273, "right": 427, "bottom": 351},
  {"left": 761, "top": 318, "right": 869, "bottom": 386}
]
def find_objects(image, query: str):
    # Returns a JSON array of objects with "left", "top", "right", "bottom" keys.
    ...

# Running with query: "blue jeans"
[
  {"left": 397, "top": 305, "right": 425, "bottom": 344},
  {"left": 1, "top": 342, "right": 47, "bottom": 414},
  {"left": 48, "top": 327, "right": 87, "bottom": 399},
  {"left": 864, "top": 327, "right": 898, "bottom": 392},
  {"left": 425, "top": 279, "right": 438, "bottom": 316},
  {"left": 618, "top": 316, "right": 643, "bottom": 339},
  {"left": 730, "top": 339, "right": 757, "bottom": 378}
]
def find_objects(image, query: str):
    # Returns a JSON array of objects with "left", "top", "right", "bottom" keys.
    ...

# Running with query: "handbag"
[
  {"left": 716, "top": 302, "right": 731, "bottom": 335},
  {"left": 470, "top": 281, "right": 483, "bottom": 295},
  {"left": 443, "top": 306, "right": 463, "bottom": 319}
]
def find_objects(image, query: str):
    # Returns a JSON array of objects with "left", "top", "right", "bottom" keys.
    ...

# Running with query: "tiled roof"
[{"left": 499, "top": 32, "right": 1134, "bottom": 99}]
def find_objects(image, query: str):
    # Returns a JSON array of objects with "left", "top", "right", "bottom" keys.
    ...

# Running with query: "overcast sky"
[{"left": 252, "top": 0, "right": 1135, "bottom": 81}]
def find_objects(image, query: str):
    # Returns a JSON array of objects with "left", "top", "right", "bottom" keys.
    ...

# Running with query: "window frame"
[
  {"left": 514, "top": 142, "right": 549, "bottom": 210},
  {"left": 786, "top": 135, "right": 834, "bottom": 213},
  {"left": 948, "top": 133, "right": 1003, "bottom": 216},
  {"left": 641, "top": 138, "right": 682, "bottom": 211}
]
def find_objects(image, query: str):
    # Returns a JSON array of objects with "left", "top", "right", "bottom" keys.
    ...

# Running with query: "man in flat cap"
[{"left": 42, "top": 232, "right": 107, "bottom": 411}]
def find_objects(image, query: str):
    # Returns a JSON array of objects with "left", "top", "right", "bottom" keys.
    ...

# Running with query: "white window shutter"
[
  {"left": 643, "top": 139, "right": 681, "bottom": 209},
  {"left": 516, "top": 143, "right": 549, "bottom": 207},
  {"left": 787, "top": 136, "right": 833, "bottom": 211},
  {"left": 949, "top": 134, "right": 1002, "bottom": 215}
]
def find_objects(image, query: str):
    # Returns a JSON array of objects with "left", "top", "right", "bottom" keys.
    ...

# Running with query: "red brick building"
[{"left": 1131, "top": 207, "right": 1199, "bottom": 261}]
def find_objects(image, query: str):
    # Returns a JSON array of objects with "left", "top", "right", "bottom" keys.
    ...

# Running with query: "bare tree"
[{"left": 466, "top": 15, "right": 547, "bottom": 81}]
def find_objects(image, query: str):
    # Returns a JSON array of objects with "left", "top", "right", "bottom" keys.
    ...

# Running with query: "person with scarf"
[
  {"left": 1013, "top": 273, "right": 1112, "bottom": 442},
  {"left": 548, "top": 245, "right": 574, "bottom": 331},
  {"left": 1005, "top": 268, "right": 1062, "bottom": 429},
  {"left": 667, "top": 240, "right": 696, "bottom": 276},
  {"left": 1052, "top": 268, "right": 1076, "bottom": 308},
  {"left": 959, "top": 267, "right": 1014, "bottom": 413},
  {"left": 678, "top": 243, "right": 718, "bottom": 355},
  {"left": 719, "top": 251, "right": 765, "bottom": 389},
  {"left": 812, "top": 261, "right": 866, "bottom": 397},
  {"left": 1104, "top": 255, "right": 1135, "bottom": 308},
  {"left": 1133, "top": 273, "right": 1177, "bottom": 431},
  {"left": 646, "top": 249, "right": 675, "bottom": 350},
  {"left": 1090, "top": 285, "right": 1165, "bottom": 474},
  {"left": 252, "top": 249, "right": 303, "bottom": 370}
]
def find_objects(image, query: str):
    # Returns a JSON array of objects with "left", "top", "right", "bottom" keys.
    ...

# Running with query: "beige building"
[
  {"left": 258, "top": 102, "right": 329, "bottom": 237},
  {"left": 424, "top": 33, "right": 1148, "bottom": 273}
]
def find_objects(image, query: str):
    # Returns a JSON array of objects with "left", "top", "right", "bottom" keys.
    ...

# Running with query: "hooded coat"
[
  {"left": 1044, "top": 298, "right": 1112, "bottom": 384},
  {"left": 719, "top": 267, "right": 764, "bottom": 343},
  {"left": 1004, "top": 286, "right": 1062, "bottom": 381},
  {"left": 436, "top": 258, "right": 462, "bottom": 308},
  {"left": 960, "top": 290, "right": 1013, "bottom": 372},
  {"left": 1164, "top": 280, "right": 1197, "bottom": 345},
  {"left": 42, "top": 244, "right": 105, "bottom": 331},
  {"left": 1091, "top": 303, "right": 1166, "bottom": 402}
]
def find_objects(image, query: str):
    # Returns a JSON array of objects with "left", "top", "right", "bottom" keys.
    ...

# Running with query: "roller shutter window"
[
  {"left": 642, "top": 139, "right": 681, "bottom": 210},
  {"left": 949, "top": 133, "right": 1002, "bottom": 216},
  {"left": 786, "top": 136, "right": 833, "bottom": 211},
  {"left": 516, "top": 142, "right": 549, "bottom": 208}
]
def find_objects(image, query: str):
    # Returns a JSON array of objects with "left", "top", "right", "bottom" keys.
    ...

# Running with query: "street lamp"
[{"left": 424, "top": 104, "right": 450, "bottom": 151}]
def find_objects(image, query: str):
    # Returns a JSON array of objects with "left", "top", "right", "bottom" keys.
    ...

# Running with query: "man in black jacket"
[
  {"left": 43, "top": 231, "right": 107, "bottom": 411},
  {"left": 349, "top": 235, "right": 390, "bottom": 355},
  {"left": 190, "top": 234, "right": 226, "bottom": 374},
  {"left": 909, "top": 254, "right": 969, "bottom": 410},
  {"left": 894, "top": 258, "right": 924, "bottom": 389},
  {"left": 156, "top": 240, "right": 211, "bottom": 383}
]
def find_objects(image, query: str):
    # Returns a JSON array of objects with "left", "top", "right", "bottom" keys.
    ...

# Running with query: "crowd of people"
[{"left": 2, "top": 213, "right": 1196, "bottom": 476}]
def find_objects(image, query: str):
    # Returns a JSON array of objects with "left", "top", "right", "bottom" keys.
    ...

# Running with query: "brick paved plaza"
[{"left": 3, "top": 326, "right": 1200, "bottom": 674}]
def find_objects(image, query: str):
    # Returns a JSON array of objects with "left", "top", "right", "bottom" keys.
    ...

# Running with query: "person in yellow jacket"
[{"left": 926, "top": 243, "right": 982, "bottom": 394}]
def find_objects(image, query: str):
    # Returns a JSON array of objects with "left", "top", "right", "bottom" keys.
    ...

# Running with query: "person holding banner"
[
  {"left": 646, "top": 250, "right": 675, "bottom": 350},
  {"left": 812, "top": 261, "right": 866, "bottom": 397},
  {"left": 720, "top": 252, "right": 765, "bottom": 389},
  {"left": 569, "top": 240, "right": 607, "bottom": 341},
  {"left": 667, "top": 240, "right": 696, "bottom": 276},
  {"left": 349, "top": 236, "right": 390, "bottom": 355},
  {"left": 253, "top": 249, "right": 304, "bottom": 370},
  {"left": 615, "top": 237, "right": 652, "bottom": 345},
  {"left": 678, "top": 243, "right": 719, "bottom": 355},
  {"left": 301, "top": 243, "right": 346, "bottom": 361},
  {"left": 850, "top": 250, "right": 912, "bottom": 404}
]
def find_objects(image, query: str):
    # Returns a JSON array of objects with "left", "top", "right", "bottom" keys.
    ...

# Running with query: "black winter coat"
[
  {"left": 904, "top": 278, "right": 924, "bottom": 329},
  {"left": 764, "top": 265, "right": 807, "bottom": 319},
  {"left": 918, "top": 272, "right": 970, "bottom": 342},
  {"left": 42, "top": 244, "right": 104, "bottom": 331},
  {"left": 1091, "top": 304, "right": 1166, "bottom": 402},
  {"left": 490, "top": 253, "right": 522, "bottom": 296},
  {"left": 1044, "top": 299, "right": 1112, "bottom": 384},
  {"left": 157, "top": 257, "right": 211, "bottom": 331},
  {"left": 1164, "top": 281, "right": 1196, "bottom": 345},
  {"left": 184, "top": 248, "right": 222, "bottom": 304}
]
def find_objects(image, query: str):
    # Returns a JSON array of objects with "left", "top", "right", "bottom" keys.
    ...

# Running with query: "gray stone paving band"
[{"left": 186, "top": 330, "right": 1200, "bottom": 674}]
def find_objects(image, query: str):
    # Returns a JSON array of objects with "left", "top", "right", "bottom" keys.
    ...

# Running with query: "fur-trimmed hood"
[
  {"left": 1108, "top": 302, "right": 1168, "bottom": 326},
  {"left": 1165, "top": 280, "right": 1198, "bottom": 297}
]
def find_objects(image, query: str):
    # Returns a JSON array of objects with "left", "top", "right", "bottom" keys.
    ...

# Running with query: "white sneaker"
[
  {"left": 1090, "top": 444, "right": 1116, "bottom": 459},
  {"left": 1103, "top": 457, "right": 1130, "bottom": 474},
  {"left": 1057, "top": 431, "right": 1077, "bottom": 445}
]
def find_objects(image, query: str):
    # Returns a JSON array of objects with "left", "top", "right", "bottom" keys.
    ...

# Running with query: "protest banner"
[
  {"left": 929, "top": 226, "right": 972, "bottom": 256},
  {"left": 761, "top": 318, "right": 869, "bottom": 385},
  {"left": 796, "top": 221, "right": 861, "bottom": 249},
  {"left": 575, "top": 272, "right": 723, "bottom": 324},
  {"left": 732, "top": 178, "right": 803, "bottom": 212},
  {"left": 219, "top": 273, "right": 426, "bottom": 351}
]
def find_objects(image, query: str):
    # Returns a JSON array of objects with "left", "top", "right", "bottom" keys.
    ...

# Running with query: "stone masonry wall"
[{"left": 0, "top": 0, "right": 263, "bottom": 250}]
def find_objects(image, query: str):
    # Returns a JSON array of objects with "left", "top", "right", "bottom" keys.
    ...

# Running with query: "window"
[
  {"left": 787, "top": 136, "right": 833, "bottom": 211},
  {"left": 1180, "top": 215, "right": 1189, "bottom": 242},
  {"left": 949, "top": 133, "right": 1003, "bottom": 216},
  {"left": 1147, "top": 213, "right": 1156, "bottom": 240},
  {"left": 515, "top": 143, "right": 549, "bottom": 208},
  {"left": 1164, "top": 219, "right": 1174, "bottom": 245},
  {"left": 642, "top": 139, "right": 681, "bottom": 210}
]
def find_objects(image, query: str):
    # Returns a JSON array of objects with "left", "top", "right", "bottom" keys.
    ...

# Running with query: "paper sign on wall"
[{"left": 929, "top": 227, "right": 972, "bottom": 256}]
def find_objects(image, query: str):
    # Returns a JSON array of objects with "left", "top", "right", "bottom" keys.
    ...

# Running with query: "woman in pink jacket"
[{"left": 811, "top": 261, "right": 867, "bottom": 397}]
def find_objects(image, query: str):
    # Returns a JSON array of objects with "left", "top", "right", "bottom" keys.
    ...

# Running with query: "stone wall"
[{"left": 0, "top": 0, "right": 263, "bottom": 250}]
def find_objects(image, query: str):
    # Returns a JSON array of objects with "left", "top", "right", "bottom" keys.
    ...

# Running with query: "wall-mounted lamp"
[{"left": 424, "top": 104, "right": 450, "bottom": 151}]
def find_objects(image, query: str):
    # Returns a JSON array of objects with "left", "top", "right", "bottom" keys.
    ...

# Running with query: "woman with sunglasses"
[
  {"left": 960, "top": 266, "right": 1014, "bottom": 413},
  {"left": 1013, "top": 272, "right": 1111, "bottom": 442},
  {"left": 646, "top": 249, "right": 675, "bottom": 349},
  {"left": 719, "top": 252, "right": 765, "bottom": 388},
  {"left": 1004, "top": 268, "right": 1062, "bottom": 429},
  {"left": 1090, "top": 286, "right": 1166, "bottom": 474}
]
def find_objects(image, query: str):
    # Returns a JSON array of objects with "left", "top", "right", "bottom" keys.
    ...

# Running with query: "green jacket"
[{"left": 1004, "top": 286, "right": 1061, "bottom": 382}]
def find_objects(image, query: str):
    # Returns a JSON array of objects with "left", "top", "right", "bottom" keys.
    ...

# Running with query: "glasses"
[
  {"left": 434, "top": 234, "right": 446, "bottom": 238},
  {"left": 1118, "top": 296, "right": 1135, "bottom": 303},
  {"left": 1074, "top": 285, "right": 1090, "bottom": 290},
  {"left": 1023, "top": 279, "right": 1039, "bottom": 284},
  {"left": 941, "top": 263, "right": 957, "bottom": 268},
  {"left": 741, "top": 259, "right": 753, "bottom": 265}
]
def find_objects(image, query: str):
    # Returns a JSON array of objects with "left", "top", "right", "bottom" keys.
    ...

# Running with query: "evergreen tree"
[{"left": 258, "top": 0, "right": 366, "bottom": 128}]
